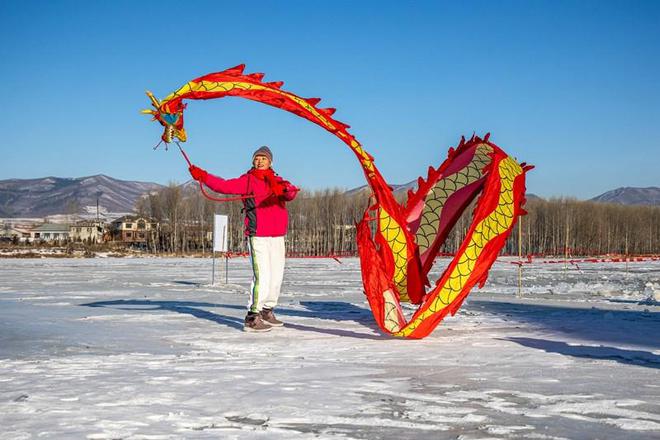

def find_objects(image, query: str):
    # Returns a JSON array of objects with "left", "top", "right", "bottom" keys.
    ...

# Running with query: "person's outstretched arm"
[{"left": 189, "top": 165, "right": 250, "bottom": 195}]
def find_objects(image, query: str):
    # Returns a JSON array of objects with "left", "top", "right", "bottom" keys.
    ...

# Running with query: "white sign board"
[{"left": 213, "top": 215, "right": 228, "bottom": 252}]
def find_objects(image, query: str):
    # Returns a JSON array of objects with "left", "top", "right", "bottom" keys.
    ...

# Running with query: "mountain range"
[
  {"left": 0, "top": 175, "right": 163, "bottom": 218},
  {"left": 0, "top": 175, "right": 657, "bottom": 218},
  {"left": 589, "top": 187, "right": 660, "bottom": 206}
]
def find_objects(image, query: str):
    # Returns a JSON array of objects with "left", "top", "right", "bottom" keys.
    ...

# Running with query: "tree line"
[
  {"left": 134, "top": 184, "right": 371, "bottom": 255},
  {"left": 135, "top": 185, "right": 660, "bottom": 256}
]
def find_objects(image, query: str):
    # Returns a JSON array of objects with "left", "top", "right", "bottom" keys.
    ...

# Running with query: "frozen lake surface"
[{"left": 1, "top": 256, "right": 659, "bottom": 439}]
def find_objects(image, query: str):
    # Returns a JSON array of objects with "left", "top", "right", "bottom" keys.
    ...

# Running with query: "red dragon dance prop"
[{"left": 143, "top": 65, "right": 532, "bottom": 339}]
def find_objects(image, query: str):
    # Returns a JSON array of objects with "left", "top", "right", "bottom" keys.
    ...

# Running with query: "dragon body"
[{"left": 144, "top": 64, "right": 531, "bottom": 339}]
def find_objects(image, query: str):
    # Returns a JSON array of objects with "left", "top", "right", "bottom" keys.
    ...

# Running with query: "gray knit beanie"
[{"left": 252, "top": 146, "right": 273, "bottom": 163}]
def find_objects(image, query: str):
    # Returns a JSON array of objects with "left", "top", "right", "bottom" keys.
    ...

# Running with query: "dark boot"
[
  {"left": 261, "top": 308, "right": 284, "bottom": 327},
  {"left": 244, "top": 312, "right": 272, "bottom": 332}
]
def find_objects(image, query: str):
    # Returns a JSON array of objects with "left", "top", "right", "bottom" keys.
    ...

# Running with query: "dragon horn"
[
  {"left": 145, "top": 90, "right": 161, "bottom": 109},
  {"left": 140, "top": 109, "right": 156, "bottom": 115}
]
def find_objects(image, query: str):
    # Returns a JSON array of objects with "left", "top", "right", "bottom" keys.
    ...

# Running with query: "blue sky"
[{"left": 1, "top": 0, "right": 658, "bottom": 199}]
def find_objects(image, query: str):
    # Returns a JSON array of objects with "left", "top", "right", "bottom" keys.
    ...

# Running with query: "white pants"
[{"left": 247, "top": 236, "right": 286, "bottom": 313}]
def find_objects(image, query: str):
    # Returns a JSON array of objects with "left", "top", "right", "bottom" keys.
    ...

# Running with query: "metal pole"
[
  {"left": 625, "top": 230, "right": 629, "bottom": 273},
  {"left": 564, "top": 208, "right": 569, "bottom": 272},
  {"left": 518, "top": 217, "right": 523, "bottom": 298},
  {"left": 96, "top": 196, "right": 99, "bottom": 245},
  {"left": 96, "top": 191, "right": 102, "bottom": 244},
  {"left": 211, "top": 251, "right": 216, "bottom": 286},
  {"left": 225, "top": 253, "right": 229, "bottom": 284}
]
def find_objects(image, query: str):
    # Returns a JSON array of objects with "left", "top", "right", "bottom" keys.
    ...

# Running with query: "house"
[
  {"left": 0, "top": 225, "right": 33, "bottom": 243},
  {"left": 69, "top": 221, "right": 104, "bottom": 243},
  {"left": 31, "top": 223, "right": 70, "bottom": 242},
  {"left": 110, "top": 215, "right": 158, "bottom": 244}
]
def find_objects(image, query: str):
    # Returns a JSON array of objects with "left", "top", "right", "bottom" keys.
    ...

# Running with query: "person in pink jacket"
[{"left": 189, "top": 146, "right": 299, "bottom": 332}]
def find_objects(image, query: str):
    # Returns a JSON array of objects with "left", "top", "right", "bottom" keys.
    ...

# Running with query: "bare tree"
[{"left": 134, "top": 184, "right": 660, "bottom": 257}]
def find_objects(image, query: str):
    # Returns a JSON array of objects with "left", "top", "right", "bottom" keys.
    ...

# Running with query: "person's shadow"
[{"left": 80, "top": 299, "right": 387, "bottom": 340}]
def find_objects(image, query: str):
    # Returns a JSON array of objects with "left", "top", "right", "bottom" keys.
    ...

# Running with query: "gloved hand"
[
  {"left": 277, "top": 181, "right": 300, "bottom": 201},
  {"left": 189, "top": 165, "right": 208, "bottom": 182},
  {"left": 282, "top": 181, "right": 300, "bottom": 193},
  {"left": 272, "top": 180, "right": 287, "bottom": 197}
]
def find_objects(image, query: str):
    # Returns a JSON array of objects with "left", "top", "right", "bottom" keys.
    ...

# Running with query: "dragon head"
[{"left": 142, "top": 91, "right": 187, "bottom": 143}]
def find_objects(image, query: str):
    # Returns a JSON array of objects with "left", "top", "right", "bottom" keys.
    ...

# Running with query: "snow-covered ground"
[{"left": 1, "top": 257, "right": 659, "bottom": 439}]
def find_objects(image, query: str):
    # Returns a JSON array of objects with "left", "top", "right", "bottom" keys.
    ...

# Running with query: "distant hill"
[
  {"left": 0, "top": 175, "right": 164, "bottom": 217},
  {"left": 590, "top": 187, "right": 660, "bottom": 206},
  {"left": 3, "top": 174, "right": 656, "bottom": 218}
]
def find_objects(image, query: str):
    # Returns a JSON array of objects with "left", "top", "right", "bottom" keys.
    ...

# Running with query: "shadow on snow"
[
  {"left": 469, "top": 299, "right": 659, "bottom": 369},
  {"left": 503, "top": 337, "right": 660, "bottom": 369},
  {"left": 79, "top": 299, "right": 386, "bottom": 340},
  {"left": 467, "top": 299, "right": 659, "bottom": 348}
]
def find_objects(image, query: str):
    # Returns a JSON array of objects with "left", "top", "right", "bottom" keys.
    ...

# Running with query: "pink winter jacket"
[{"left": 202, "top": 171, "right": 298, "bottom": 237}]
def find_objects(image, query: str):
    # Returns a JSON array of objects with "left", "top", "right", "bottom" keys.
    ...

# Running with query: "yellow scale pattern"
[
  {"left": 164, "top": 80, "right": 375, "bottom": 171},
  {"left": 393, "top": 157, "right": 522, "bottom": 337},
  {"left": 378, "top": 144, "right": 492, "bottom": 305},
  {"left": 378, "top": 208, "right": 409, "bottom": 302},
  {"left": 415, "top": 144, "right": 493, "bottom": 255},
  {"left": 382, "top": 289, "right": 402, "bottom": 333}
]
